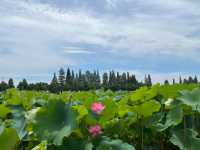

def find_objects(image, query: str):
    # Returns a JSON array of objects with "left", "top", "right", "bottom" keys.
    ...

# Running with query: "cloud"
[
  {"left": 0, "top": 0, "right": 200, "bottom": 82},
  {"left": 63, "top": 46, "right": 95, "bottom": 54}
]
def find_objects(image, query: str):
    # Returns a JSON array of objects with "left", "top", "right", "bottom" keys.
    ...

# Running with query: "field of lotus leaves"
[{"left": 0, "top": 84, "right": 200, "bottom": 150}]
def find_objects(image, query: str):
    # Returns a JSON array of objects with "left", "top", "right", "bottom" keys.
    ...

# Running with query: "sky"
[{"left": 0, "top": 0, "right": 200, "bottom": 83}]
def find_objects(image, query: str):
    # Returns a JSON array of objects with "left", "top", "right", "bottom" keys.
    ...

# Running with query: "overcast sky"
[{"left": 0, "top": 0, "right": 200, "bottom": 83}]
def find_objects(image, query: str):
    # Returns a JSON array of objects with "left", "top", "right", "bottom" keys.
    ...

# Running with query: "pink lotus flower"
[
  {"left": 91, "top": 102, "right": 105, "bottom": 115},
  {"left": 89, "top": 125, "right": 102, "bottom": 137}
]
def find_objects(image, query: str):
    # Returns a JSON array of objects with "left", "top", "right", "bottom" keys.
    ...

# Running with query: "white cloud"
[
  {"left": 0, "top": 0, "right": 200, "bottom": 82},
  {"left": 64, "top": 47, "right": 95, "bottom": 54}
]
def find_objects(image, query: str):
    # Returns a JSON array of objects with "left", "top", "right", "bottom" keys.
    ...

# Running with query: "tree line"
[
  {"left": 47, "top": 68, "right": 147, "bottom": 93},
  {"left": 164, "top": 76, "right": 198, "bottom": 85},
  {"left": 0, "top": 68, "right": 199, "bottom": 93}
]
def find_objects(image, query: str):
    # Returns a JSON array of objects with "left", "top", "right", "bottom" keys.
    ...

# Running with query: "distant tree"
[
  {"left": 194, "top": 76, "right": 198, "bottom": 84},
  {"left": 64, "top": 68, "right": 72, "bottom": 91},
  {"left": 40, "top": 82, "right": 48, "bottom": 91},
  {"left": 108, "top": 71, "right": 117, "bottom": 90},
  {"left": 58, "top": 68, "right": 65, "bottom": 92},
  {"left": 72, "top": 74, "right": 79, "bottom": 91},
  {"left": 71, "top": 70, "right": 75, "bottom": 79},
  {"left": 115, "top": 72, "right": 121, "bottom": 90},
  {"left": 130, "top": 75, "right": 139, "bottom": 90},
  {"left": 172, "top": 78, "right": 175, "bottom": 85},
  {"left": 147, "top": 74, "right": 152, "bottom": 87},
  {"left": 33, "top": 82, "right": 48, "bottom": 91},
  {"left": 102, "top": 72, "right": 108, "bottom": 90},
  {"left": 66, "top": 68, "right": 71, "bottom": 82},
  {"left": 49, "top": 73, "right": 59, "bottom": 93},
  {"left": 0, "top": 81, "right": 9, "bottom": 91},
  {"left": 188, "top": 76, "right": 193, "bottom": 84},
  {"left": 144, "top": 74, "right": 152, "bottom": 87},
  {"left": 95, "top": 70, "right": 101, "bottom": 89},
  {"left": 179, "top": 76, "right": 182, "bottom": 84},
  {"left": 47, "top": 68, "right": 151, "bottom": 92},
  {"left": 28, "top": 83, "right": 35, "bottom": 90},
  {"left": 183, "top": 78, "right": 188, "bottom": 84},
  {"left": 17, "top": 79, "right": 28, "bottom": 90},
  {"left": 82, "top": 71, "right": 87, "bottom": 90},
  {"left": 121, "top": 72, "right": 127, "bottom": 90},
  {"left": 70, "top": 70, "right": 75, "bottom": 90},
  {"left": 164, "top": 80, "right": 169, "bottom": 85},
  {"left": 8, "top": 78, "right": 15, "bottom": 88},
  {"left": 77, "top": 70, "right": 84, "bottom": 90}
]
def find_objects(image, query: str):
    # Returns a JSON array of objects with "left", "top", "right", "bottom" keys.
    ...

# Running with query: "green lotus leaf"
[
  {"left": 178, "top": 88, "right": 200, "bottom": 111},
  {"left": 155, "top": 106, "right": 183, "bottom": 131},
  {"left": 99, "top": 100, "right": 118, "bottom": 126},
  {"left": 130, "top": 87, "right": 157, "bottom": 101},
  {"left": 117, "top": 96, "right": 129, "bottom": 117},
  {"left": 158, "top": 84, "right": 198, "bottom": 99},
  {"left": 33, "top": 99, "right": 77, "bottom": 145},
  {"left": 10, "top": 106, "right": 27, "bottom": 140},
  {"left": 131, "top": 100, "right": 161, "bottom": 118},
  {"left": 32, "top": 141, "right": 47, "bottom": 150},
  {"left": 0, "top": 127, "right": 19, "bottom": 150},
  {"left": 0, "top": 104, "right": 11, "bottom": 118},
  {"left": 97, "top": 137, "right": 135, "bottom": 150},
  {"left": 170, "top": 128, "right": 200, "bottom": 150},
  {"left": 20, "top": 91, "right": 35, "bottom": 110},
  {"left": 4, "top": 89, "right": 22, "bottom": 105},
  {"left": 72, "top": 105, "right": 88, "bottom": 121},
  {"left": 57, "top": 138, "right": 93, "bottom": 150},
  {"left": 165, "top": 106, "right": 183, "bottom": 127},
  {"left": 73, "top": 92, "right": 97, "bottom": 108}
]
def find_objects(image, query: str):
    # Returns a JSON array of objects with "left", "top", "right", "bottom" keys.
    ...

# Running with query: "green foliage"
[
  {"left": 130, "top": 86, "right": 157, "bottom": 101},
  {"left": 0, "top": 84, "right": 200, "bottom": 149},
  {"left": 155, "top": 106, "right": 183, "bottom": 131},
  {"left": 131, "top": 100, "right": 161, "bottom": 118},
  {"left": 32, "top": 100, "right": 77, "bottom": 145},
  {"left": 72, "top": 105, "right": 88, "bottom": 121},
  {"left": 10, "top": 106, "right": 27, "bottom": 140},
  {"left": 0, "top": 104, "right": 11, "bottom": 118},
  {"left": 4, "top": 88, "right": 22, "bottom": 105},
  {"left": 178, "top": 88, "right": 200, "bottom": 111},
  {"left": 31, "top": 141, "right": 47, "bottom": 150},
  {"left": 97, "top": 137, "right": 135, "bottom": 150},
  {"left": 0, "top": 127, "right": 19, "bottom": 150},
  {"left": 99, "top": 99, "right": 118, "bottom": 126},
  {"left": 57, "top": 138, "right": 93, "bottom": 150},
  {"left": 170, "top": 128, "right": 200, "bottom": 150}
]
